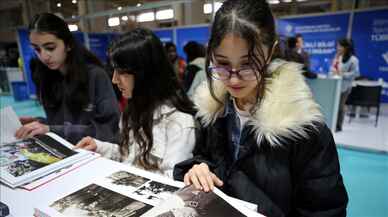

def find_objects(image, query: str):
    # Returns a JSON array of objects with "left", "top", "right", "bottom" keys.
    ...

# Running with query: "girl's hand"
[
  {"left": 15, "top": 121, "right": 49, "bottom": 139},
  {"left": 19, "top": 116, "right": 38, "bottom": 125},
  {"left": 183, "top": 163, "right": 223, "bottom": 192},
  {"left": 74, "top": 136, "right": 97, "bottom": 151}
]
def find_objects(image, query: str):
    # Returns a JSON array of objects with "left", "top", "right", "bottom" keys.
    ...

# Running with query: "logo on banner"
[
  {"left": 286, "top": 25, "right": 293, "bottom": 34},
  {"left": 383, "top": 51, "right": 388, "bottom": 64}
]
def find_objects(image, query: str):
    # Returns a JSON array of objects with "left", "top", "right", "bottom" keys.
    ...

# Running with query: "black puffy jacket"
[{"left": 174, "top": 60, "right": 348, "bottom": 217}]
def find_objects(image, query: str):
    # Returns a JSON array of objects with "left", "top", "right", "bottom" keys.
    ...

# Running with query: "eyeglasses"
[{"left": 209, "top": 66, "right": 257, "bottom": 81}]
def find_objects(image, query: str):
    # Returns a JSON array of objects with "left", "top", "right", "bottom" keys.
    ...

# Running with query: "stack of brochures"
[
  {"left": 0, "top": 133, "right": 96, "bottom": 188},
  {"left": 0, "top": 107, "right": 96, "bottom": 188}
]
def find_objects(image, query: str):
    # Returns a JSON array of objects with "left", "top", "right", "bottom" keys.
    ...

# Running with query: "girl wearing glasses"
[
  {"left": 76, "top": 28, "right": 196, "bottom": 178},
  {"left": 15, "top": 13, "right": 120, "bottom": 144},
  {"left": 174, "top": 0, "right": 348, "bottom": 216}
]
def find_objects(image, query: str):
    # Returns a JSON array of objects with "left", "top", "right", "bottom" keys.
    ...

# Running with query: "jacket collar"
[
  {"left": 190, "top": 57, "right": 206, "bottom": 69},
  {"left": 193, "top": 59, "right": 323, "bottom": 147}
]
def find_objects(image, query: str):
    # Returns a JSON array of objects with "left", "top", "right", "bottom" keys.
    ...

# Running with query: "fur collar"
[{"left": 193, "top": 59, "right": 323, "bottom": 147}]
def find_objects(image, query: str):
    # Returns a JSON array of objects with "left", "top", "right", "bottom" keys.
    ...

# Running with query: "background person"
[
  {"left": 15, "top": 13, "right": 120, "bottom": 144},
  {"left": 165, "top": 42, "right": 186, "bottom": 85},
  {"left": 76, "top": 28, "right": 196, "bottom": 178},
  {"left": 182, "top": 41, "right": 206, "bottom": 98},
  {"left": 330, "top": 38, "right": 360, "bottom": 132}
]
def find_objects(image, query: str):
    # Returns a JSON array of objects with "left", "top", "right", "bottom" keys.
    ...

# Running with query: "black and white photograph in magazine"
[
  {"left": 107, "top": 170, "right": 150, "bottom": 187},
  {"left": 133, "top": 181, "right": 180, "bottom": 205},
  {"left": 0, "top": 136, "right": 73, "bottom": 178},
  {"left": 49, "top": 184, "right": 153, "bottom": 217},
  {"left": 145, "top": 185, "right": 245, "bottom": 217}
]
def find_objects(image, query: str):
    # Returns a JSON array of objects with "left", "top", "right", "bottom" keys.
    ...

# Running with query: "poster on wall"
[
  {"left": 17, "top": 30, "right": 87, "bottom": 96},
  {"left": 88, "top": 33, "right": 115, "bottom": 64},
  {"left": 17, "top": 29, "right": 36, "bottom": 96},
  {"left": 351, "top": 8, "right": 388, "bottom": 102},
  {"left": 176, "top": 25, "right": 210, "bottom": 61},
  {"left": 277, "top": 13, "right": 350, "bottom": 74},
  {"left": 154, "top": 29, "right": 174, "bottom": 44}
]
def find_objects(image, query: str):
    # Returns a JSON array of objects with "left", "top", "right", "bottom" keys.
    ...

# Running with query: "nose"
[
  {"left": 228, "top": 72, "right": 241, "bottom": 84},
  {"left": 39, "top": 50, "right": 51, "bottom": 62},
  {"left": 112, "top": 70, "right": 119, "bottom": 84}
]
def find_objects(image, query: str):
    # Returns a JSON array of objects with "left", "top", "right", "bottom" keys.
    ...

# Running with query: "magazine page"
[
  {"left": 37, "top": 183, "right": 153, "bottom": 217},
  {"left": 0, "top": 106, "right": 22, "bottom": 145},
  {"left": 0, "top": 133, "right": 93, "bottom": 188},
  {"left": 142, "top": 185, "right": 248, "bottom": 217},
  {"left": 22, "top": 154, "right": 100, "bottom": 191},
  {"left": 95, "top": 170, "right": 182, "bottom": 207},
  {"left": 35, "top": 168, "right": 184, "bottom": 217}
]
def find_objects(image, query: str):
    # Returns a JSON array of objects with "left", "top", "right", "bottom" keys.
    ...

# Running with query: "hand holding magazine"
[{"left": 0, "top": 106, "right": 96, "bottom": 188}]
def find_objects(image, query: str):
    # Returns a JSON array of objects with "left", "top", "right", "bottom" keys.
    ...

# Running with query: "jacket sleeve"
[
  {"left": 342, "top": 56, "right": 360, "bottom": 79},
  {"left": 292, "top": 123, "right": 348, "bottom": 217},
  {"left": 95, "top": 138, "right": 121, "bottom": 161},
  {"left": 50, "top": 66, "right": 120, "bottom": 144},
  {"left": 227, "top": 170, "right": 285, "bottom": 217},
  {"left": 173, "top": 120, "right": 218, "bottom": 181},
  {"left": 160, "top": 115, "right": 195, "bottom": 178}
]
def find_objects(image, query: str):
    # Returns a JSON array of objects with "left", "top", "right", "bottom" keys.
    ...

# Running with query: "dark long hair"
[
  {"left": 109, "top": 28, "right": 195, "bottom": 170},
  {"left": 338, "top": 38, "right": 355, "bottom": 63},
  {"left": 206, "top": 0, "right": 280, "bottom": 110},
  {"left": 29, "top": 13, "right": 102, "bottom": 113}
]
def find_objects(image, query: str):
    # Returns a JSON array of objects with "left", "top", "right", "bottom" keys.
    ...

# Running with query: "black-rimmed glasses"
[{"left": 209, "top": 66, "right": 257, "bottom": 81}]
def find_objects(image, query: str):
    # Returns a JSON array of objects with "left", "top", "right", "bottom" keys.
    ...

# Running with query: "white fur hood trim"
[{"left": 193, "top": 59, "right": 323, "bottom": 147}]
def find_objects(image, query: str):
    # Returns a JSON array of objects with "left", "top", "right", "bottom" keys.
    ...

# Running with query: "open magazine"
[
  {"left": 0, "top": 106, "right": 96, "bottom": 188},
  {"left": 34, "top": 168, "right": 264, "bottom": 217}
]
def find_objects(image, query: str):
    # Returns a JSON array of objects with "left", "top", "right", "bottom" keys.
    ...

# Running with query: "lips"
[
  {"left": 46, "top": 62, "right": 55, "bottom": 68},
  {"left": 229, "top": 86, "right": 244, "bottom": 91},
  {"left": 118, "top": 86, "right": 126, "bottom": 92}
]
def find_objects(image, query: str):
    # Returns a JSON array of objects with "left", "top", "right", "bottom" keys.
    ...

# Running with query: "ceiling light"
[
  {"left": 68, "top": 24, "right": 78, "bottom": 32},
  {"left": 72, "top": 0, "right": 77, "bottom": 4},
  {"left": 203, "top": 3, "right": 212, "bottom": 14},
  {"left": 268, "top": 0, "right": 280, "bottom": 4},
  {"left": 137, "top": 12, "right": 155, "bottom": 22},
  {"left": 121, "top": 16, "right": 128, "bottom": 21},
  {"left": 117, "top": 6, "right": 122, "bottom": 11},
  {"left": 136, "top": 3, "right": 142, "bottom": 7},
  {"left": 203, "top": 2, "right": 223, "bottom": 14},
  {"left": 108, "top": 17, "right": 120, "bottom": 27},
  {"left": 56, "top": 2, "right": 62, "bottom": 7},
  {"left": 156, "top": 9, "right": 174, "bottom": 20},
  {"left": 282, "top": 0, "right": 292, "bottom": 2}
]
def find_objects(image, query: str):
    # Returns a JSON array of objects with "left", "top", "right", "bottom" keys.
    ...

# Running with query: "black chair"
[{"left": 345, "top": 84, "right": 382, "bottom": 127}]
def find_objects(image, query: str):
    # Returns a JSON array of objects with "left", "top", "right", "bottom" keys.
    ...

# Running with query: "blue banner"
[
  {"left": 277, "top": 13, "right": 350, "bottom": 74},
  {"left": 154, "top": 29, "right": 174, "bottom": 44},
  {"left": 73, "top": 31, "right": 86, "bottom": 45},
  {"left": 88, "top": 33, "right": 111, "bottom": 64},
  {"left": 17, "top": 29, "right": 36, "bottom": 95},
  {"left": 176, "top": 26, "right": 210, "bottom": 61},
  {"left": 351, "top": 8, "right": 388, "bottom": 102}
]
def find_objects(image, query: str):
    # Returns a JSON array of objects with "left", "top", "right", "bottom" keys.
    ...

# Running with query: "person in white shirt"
[
  {"left": 75, "top": 28, "right": 196, "bottom": 178},
  {"left": 330, "top": 38, "right": 360, "bottom": 131}
]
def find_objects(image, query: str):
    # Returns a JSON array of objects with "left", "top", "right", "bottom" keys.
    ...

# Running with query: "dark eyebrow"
[
  {"left": 42, "top": 42, "right": 56, "bottom": 47},
  {"left": 31, "top": 42, "right": 56, "bottom": 47},
  {"left": 214, "top": 54, "right": 228, "bottom": 59},
  {"left": 214, "top": 53, "right": 249, "bottom": 60}
]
